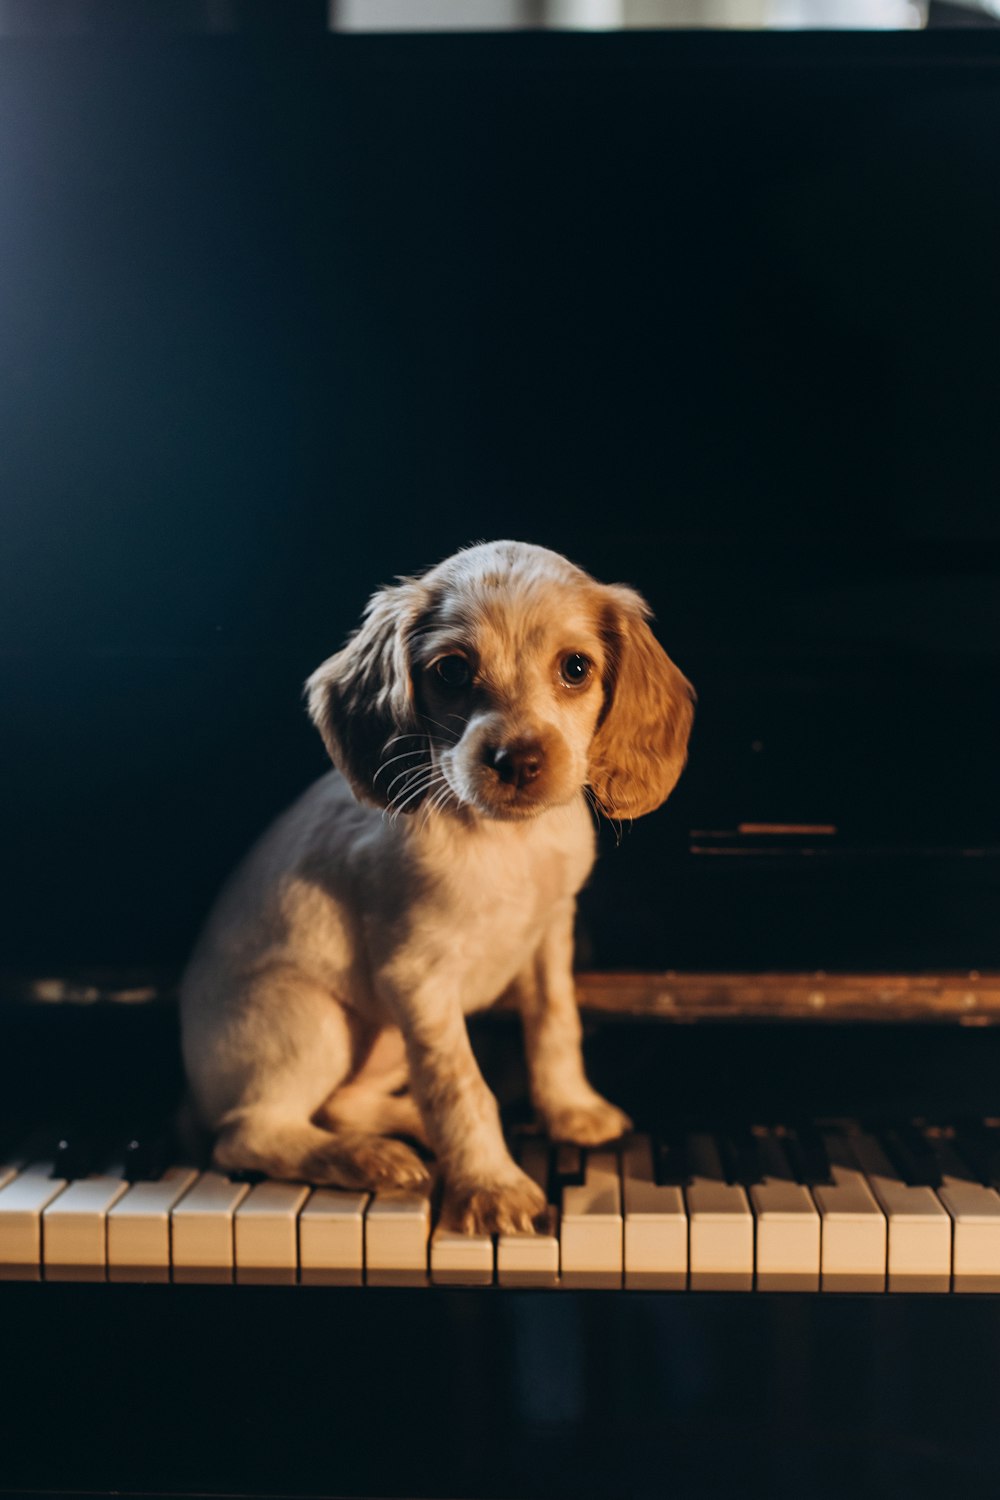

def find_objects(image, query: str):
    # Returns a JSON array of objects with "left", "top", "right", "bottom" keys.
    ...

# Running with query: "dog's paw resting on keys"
[
  {"left": 180, "top": 541, "right": 694, "bottom": 1234},
  {"left": 543, "top": 1095, "right": 635, "bottom": 1148}
]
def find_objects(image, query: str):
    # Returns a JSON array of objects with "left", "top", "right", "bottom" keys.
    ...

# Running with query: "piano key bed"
[{"left": 5, "top": 1121, "right": 1000, "bottom": 1291}]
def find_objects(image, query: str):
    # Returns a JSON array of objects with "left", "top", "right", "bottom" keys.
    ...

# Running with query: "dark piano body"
[{"left": 2, "top": 13, "right": 1000, "bottom": 1499}]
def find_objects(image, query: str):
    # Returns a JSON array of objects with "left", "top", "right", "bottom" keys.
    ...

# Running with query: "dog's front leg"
[
  {"left": 515, "top": 899, "right": 633, "bottom": 1146},
  {"left": 379, "top": 978, "right": 546, "bottom": 1235}
]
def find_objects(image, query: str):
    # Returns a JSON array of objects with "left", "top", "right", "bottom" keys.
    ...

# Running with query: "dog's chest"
[{"left": 413, "top": 809, "right": 593, "bottom": 1011}]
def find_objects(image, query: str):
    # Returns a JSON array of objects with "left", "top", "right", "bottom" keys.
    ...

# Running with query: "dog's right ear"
[{"left": 306, "top": 582, "right": 424, "bottom": 808}]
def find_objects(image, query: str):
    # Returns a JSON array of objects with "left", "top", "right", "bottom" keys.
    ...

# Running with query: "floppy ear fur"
[
  {"left": 589, "top": 585, "right": 695, "bottom": 820},
  {"left": 306, "top": 582, "right": 425, "bottom": 809}
]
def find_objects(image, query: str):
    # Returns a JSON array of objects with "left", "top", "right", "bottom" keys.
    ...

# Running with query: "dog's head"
[{"left": 307, "top": 540, "right": 694, "bottom": 823}]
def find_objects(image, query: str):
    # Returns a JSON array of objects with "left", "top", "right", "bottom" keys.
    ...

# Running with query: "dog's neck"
[{"left": 393, "top": 790, "right": 592, "bottom": 851}]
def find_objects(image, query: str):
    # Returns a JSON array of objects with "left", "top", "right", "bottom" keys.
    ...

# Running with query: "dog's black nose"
[{"left": 489, "top": 741, "right": 544, "bottom": 788}]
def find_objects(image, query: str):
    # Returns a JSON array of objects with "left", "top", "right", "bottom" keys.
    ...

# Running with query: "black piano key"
[
  {"left": 122, "top": 1128, "right": 174, "bottom": 1183},
  {"left": 868, "top": 1124, "right": 909, "bottom": 1182},
  {"left": 786, "top": 1121, "right": 833, "bottom": 1186},
  {"left": 875, "top": 1124, "right": 942, "bottom": 1189},
  {"left": 899, "top": 1123, "right": 944, "bottom": 1188},
  {"left": 716, "top": 1126, "right": 763, "bottom": 1186},
  {"left": 652, "top": 1129, "right": 689, "bottom": 1187},
  {"left": 550, "top": 1143, "right": 585, "bottom": 1192},
  {"left": 756, "top": 1127, "right": 797, "bottom": 1182},
  {"left": 52, "top": 1126, "right": 111, "bottom": 1180},
  {"left": 952, "top": 1121, "right": 1000, "bottom": 1187},
  {"left": 922, "top": 1124, "right": 977, "bottom": 1182}
]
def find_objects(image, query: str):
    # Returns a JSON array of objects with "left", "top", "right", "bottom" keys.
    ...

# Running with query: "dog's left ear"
[
  {"left": 306, "top": 581, "right": 424, "bottom": 809},
  {"left": 588, "top": 585, "right": 695, "bottom": 820}
]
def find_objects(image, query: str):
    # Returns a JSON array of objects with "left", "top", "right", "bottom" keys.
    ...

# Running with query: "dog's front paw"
[
  {"left": 543, "top": 1095, "right": 633, "bottom": 1147},
  {"left": 445, "top": 1170, "right": 547, "bottom": 1235}
]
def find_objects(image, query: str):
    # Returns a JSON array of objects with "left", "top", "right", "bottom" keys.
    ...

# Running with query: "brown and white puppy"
[{"left": 180, "top": 541, "right": 694, "bottom": 1233}]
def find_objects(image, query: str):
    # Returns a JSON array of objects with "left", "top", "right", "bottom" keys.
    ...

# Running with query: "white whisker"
[
  {"left": 420, "top": 778, "right": 457, "bottom": 827},
  {"left": 586, "top": 783, "right": 624, "bottom": 845},
  {"left": 419, "top": 715, "right": 462, "bottom": 743},
  {"left": 385, "top": 766, "right": 445, "bottom": 807},
  {"left": 385, "top": 759, "right": 441, "bottom": 800},
  {"left": 582, "top": 786, "right": 602, "bottom": 836},
  {"left": 388, "top": 771, "right": 448, "bottom": 821},
  {"left": 373, "top": 746, "right": 429, "bottom": 788},
  {"left": 385, "top": 764, "right": 424, "bottom": 799},
  {"left": 380, "top": 732, "right": 430, "bottom": 752}
]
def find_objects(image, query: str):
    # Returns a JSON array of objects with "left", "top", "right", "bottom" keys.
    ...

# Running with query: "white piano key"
[
  {"left": 171, "top": 1171, "right": 250, "bottom": 1284},
  {"left": 43, "top": 1169, "right": 130, "bottom": 1281},
  {"left": 234, "top": 1179, "right": 311, "bottom": 1285},
  {"left": 931, "top": 1138, "right": 1000, "bottom": 1293},
  {"left": 749, "top": 1133, "right": 820, "bottom": 1291},
  {"left": 848, "top": 1130, "right": 951, "bottom": 1292},
  {"left": 497, "top": 1137, "right": 560, "bottom": 1288},
  {"left": 622, "top": 1134, "right": 687, "bottom": 1290},
  {"left": 561, "top": 1149, "right": 622, "bottom": 1288},
  {"left": 0, "top": 1165, "right": 68, "bottom": 1281},
  {"left": 430, "top": 1220, "right": 494, "bottom": 1285},
  {"left": 0, "top": 1163, "right": 17, "bottom": 1192},
  {"left": 813, "top": 1131, "right": 887, "bottom": 1292},
  {"left": 496, "top": 1204, "right": 560, "bottom": 1286},
  {"left": 299, "top": 1188, "right": 370, "bottom": 1285},
  {"left": 365, "top": 1180, "right": 432, "bottom": 1285},
  {"left": 684, "top": 1133, "right": 753, "bottom": 1291},
  {"left": 107, "top": 1167, "right": 200, "bottom": 1282}
]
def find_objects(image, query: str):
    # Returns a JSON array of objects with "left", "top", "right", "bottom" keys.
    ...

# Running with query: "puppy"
[{"left": 180, "top": 540, "right": 694, "bottom": 1233}]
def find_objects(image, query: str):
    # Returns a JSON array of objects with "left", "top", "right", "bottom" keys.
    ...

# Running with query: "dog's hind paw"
[{"left": 303, "top": 1132, "right": 430, "bottom": 1191}]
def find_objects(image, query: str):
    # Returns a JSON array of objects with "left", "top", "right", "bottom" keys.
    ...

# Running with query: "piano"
[{"left": 2, "top": 8, "right": 1000, "bottom": 1498}]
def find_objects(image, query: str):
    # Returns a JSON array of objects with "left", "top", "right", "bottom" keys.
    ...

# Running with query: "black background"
[{"left": 2, "top": 30, "right": 999, "bottom": 975}]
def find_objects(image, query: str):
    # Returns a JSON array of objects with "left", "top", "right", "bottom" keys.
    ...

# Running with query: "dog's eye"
[
  {"left": 433, "top": 655, "right": 471, "bottom": 690},
  {"left": 560, "top": 652, "right": 593, "bottom": 687}
]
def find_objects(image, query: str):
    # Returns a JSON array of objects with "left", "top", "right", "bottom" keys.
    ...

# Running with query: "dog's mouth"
[{"left": 470, "top": 783, "right": 552, "bottom": 821}]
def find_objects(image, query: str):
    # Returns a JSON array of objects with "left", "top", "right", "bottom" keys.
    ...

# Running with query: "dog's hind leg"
[
  {"left": 187, "top": 970, "right": 429, "bottom": 1190},
  {"left": 316, "top": 1024, "right": 431, "bottom": 1147},
  {"left": 319, "top": 1086, "right": 429, "bottom": 1146},
  {"left": 213, "top": 1109, "right": 429, "bottom": 1189}
]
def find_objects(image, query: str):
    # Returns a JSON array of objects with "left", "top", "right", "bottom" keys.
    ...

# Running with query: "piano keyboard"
[{"left": 4, "top": 1121, "right": 1000, "bottom": 1290}]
